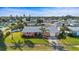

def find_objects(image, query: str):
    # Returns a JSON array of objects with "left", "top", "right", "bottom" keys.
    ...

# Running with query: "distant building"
[
  {"left": 67, "top": 19, "right": 79, "bottom": 36},
  {"left": 68, "top": 26, "right": 79, "bottom": 36}
]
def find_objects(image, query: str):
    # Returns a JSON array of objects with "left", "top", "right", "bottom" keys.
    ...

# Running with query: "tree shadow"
[
  {"left": 10, "top": 40, "right": 23, "bottom": 51},
  {"left": 24, "top": 40, "right": 35, "bottom": 48},
  {"left": 0, "top": 40, "right": 7, "bottom": 51}
]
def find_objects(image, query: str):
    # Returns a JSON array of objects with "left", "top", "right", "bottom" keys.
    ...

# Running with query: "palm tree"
[
  {"left": 40, "top": 26, "right": 49, "bottom": 38},
  {"left": 40, "top": 26, "right": 46, "bottom": 33}
]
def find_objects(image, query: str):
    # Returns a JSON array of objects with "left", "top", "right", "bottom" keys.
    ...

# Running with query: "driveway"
[
  {"left": 48, "top": 36, "right": 64, "bottom": 51},
  {"left": 47, "top": 22, "right": 65, "bottom": 51}
]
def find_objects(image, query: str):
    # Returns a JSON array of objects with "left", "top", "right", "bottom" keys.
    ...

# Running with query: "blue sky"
[{"left": 0, "top": 7, "right": 79, "bottom": 16}]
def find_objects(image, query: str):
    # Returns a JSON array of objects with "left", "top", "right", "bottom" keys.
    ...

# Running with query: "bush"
[
  {"left": 68, "top": 33, "right": 74, "bottom": 37},
  {"left": 5, "top": 31, "right": 11, "bottom": 38},
  {"left": 57, "top": 33, "right": 66, "bottom": 39}
]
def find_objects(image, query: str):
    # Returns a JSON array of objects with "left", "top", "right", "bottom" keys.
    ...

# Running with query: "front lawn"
[
  {"left": 60, "top": 36, "right": 79, "bottom": 51},
  {"left": 5, "top": 32, "right": 48, "bottom": 44},
  {"left": 4, "top": 32, "right": 52, "bottom": 51},
  {"left": 61, "top": 37, "right": 79, "bottom": 45}
]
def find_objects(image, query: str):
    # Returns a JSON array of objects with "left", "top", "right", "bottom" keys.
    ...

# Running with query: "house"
[
  {"left": 67, "top": 19, "right": 79, "bottom": 26},
  {"left": 68, "top": 26, "right": 79, "bottom": 36},
  {"left": 67, "top": 19, "right": 79, "bottom": 36},
  {"left": 22, "top": 26, "right": 50, "bottom": 38}
]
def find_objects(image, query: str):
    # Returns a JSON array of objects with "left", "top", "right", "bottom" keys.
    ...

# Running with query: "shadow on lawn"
[
  {"left": 0, "top": 39, "right": 7, "bottom": 51},
  {"left": 10, "top": 40, "right": 23, "bottom": 51},
  {"left": 22, "top": 36, "right": 49, "bottom": 47},
  {"left": 24, "top": 40, "right": 35, "bottom": 48}
]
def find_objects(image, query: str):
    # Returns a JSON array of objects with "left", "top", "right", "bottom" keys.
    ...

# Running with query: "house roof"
[
  {"left": 47, "top": 25, "right": 59, "bottom": 36},
  {"left": 22, "top": 26, "right": 41, "bottom": 32},
  {"left": 68, "top": 26, "right": 79, "bottom": 32},
  {"left": 22, "top": 21, "right": 61, "bottom": 36},
  {"left": 22, "top": 22, "right": 60, "bottom": 36}
]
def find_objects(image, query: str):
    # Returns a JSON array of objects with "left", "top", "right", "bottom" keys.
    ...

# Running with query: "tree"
[
  {"left": 40, "top": 26, "right": 49, "bottom": 38},
  {"left": 16, "top": 20, "right": 24, "bottom": 30},
  {"left": 0, "top": 30, "right": 4, "bottom": 40},
  {"left": 10, "top": 15, "right": 13, "bottom": 19},
  {"left": 10, "top": 23, "right": 17, "bottom": 30},
  {"left": 40, "top": 26, "right": 46, "bottom": 33},
  {"left": 0, "top": 30, "right": 7, "bottom": 51},
  {"left": 27, "top": 15, "right": 31, "bottom": 21},
  {"left": 58, "top": 24, "right": 66, "bottom": 39},
  {"left": 0, "top": 40, "right": 7, "bottom": 51},
  {"left": 37, "top": 18, "right": 43, "bottom": 25},
  {"left": 23, "top": 14, "right": 26, "bottom": 18}
]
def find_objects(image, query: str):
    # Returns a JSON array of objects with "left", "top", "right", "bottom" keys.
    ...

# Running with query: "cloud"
[{"left": 0, "top": 7, "right": 79, "bottom": 16}]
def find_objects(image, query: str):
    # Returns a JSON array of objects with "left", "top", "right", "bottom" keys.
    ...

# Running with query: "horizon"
[{"left": 0, "top": 7, "right": 79, "bottom": 16}]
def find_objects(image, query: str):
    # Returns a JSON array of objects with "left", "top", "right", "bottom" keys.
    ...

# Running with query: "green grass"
[
  {"left": 61, "top": 37, "right": 79, "bottom": 45},
  {"left": 5, "top": 32, "right": 24, "bottom": 44},
  {"left": 63, "top": 46, "right": 79, "bottom": 51},
  {"left": 6, "top": 45, "right": 52, "bottom": 51},
  {"left": 5, "top": 32, "right": 48, "bottom": 44},
  {"left": 4, "top": 32, "right": 52, "bottom": 51},
  {"left": 60, "top": 36, "right": 79, "bottom": 51}
]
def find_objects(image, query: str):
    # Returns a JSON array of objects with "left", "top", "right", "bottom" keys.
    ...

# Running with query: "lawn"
[
  {"left": 5, "top": 32, "right": 48, "bottom": 44},
  {"left": 4, "top": 32, "right": 52, "bottom": 51},
  {"left": 60, "top": 36, "right": 79, "bottom": 51}
]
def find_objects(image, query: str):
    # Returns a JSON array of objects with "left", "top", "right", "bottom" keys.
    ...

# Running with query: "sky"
[{"left": 0, "top": 7, "right": 79, "bottom": 16}]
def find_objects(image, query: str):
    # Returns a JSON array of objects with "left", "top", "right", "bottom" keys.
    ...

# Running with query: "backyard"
[{"left": 3, "top": 32, "right": 52, "bottom": 51}]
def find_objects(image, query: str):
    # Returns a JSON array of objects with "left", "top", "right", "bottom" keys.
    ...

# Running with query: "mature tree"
[
  {"left": 40, "top": 26, "right": 46, "bottom": 32},
  {"left": 37, "top": 18, "right": 43, "bottom": 24},
  {"left": 40, "top": 26, "right": 48, "bottom": 38},
  {"left": 23, "top": 14, "right": 26, "bottom": 18},
  {"left": 0, "top": 30, "right": 7, "bottom": 51},
  {"left": 0, "top": 30, "right": 4, "bottom": 40},
  {"left": 16, "top": 20, "right": 24, "bottom": 30},
  {"left": 27, "top": 15, "right": 31, "bottom": 21},
  {"left": 58, "top": 24, "right": 67, "bottom": 39}
]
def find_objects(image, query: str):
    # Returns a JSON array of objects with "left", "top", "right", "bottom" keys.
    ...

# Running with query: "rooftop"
[
  {"left": 22, "top": 26, "right": 41, "bottom": 32},
  {"left": 68, "top": 26, "right": 79, "bottom": 32}
]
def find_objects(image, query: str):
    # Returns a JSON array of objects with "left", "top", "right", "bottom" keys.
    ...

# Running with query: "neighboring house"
[
  {"left": 67, "top": 19, "right": 79, "bottom": 26},
  {"left": 68, "top": 26, "right": 79, "bottom": 36},
  {"left": 27, "top": 20, "right": 37, "bottom": 26},
  {"left": 67, "top": 19, "right": 79, "bottom": 36}
]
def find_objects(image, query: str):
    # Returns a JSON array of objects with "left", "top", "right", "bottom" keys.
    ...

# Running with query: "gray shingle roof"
[
  {"left": 22, "top": 22, "right": 60, "bottom": 36},
  {"left": 22, "top": 26, "right": 41, "bottom": 32},
  {"left": 68, "top": 26, "right": 79, "bottom": 32}
]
